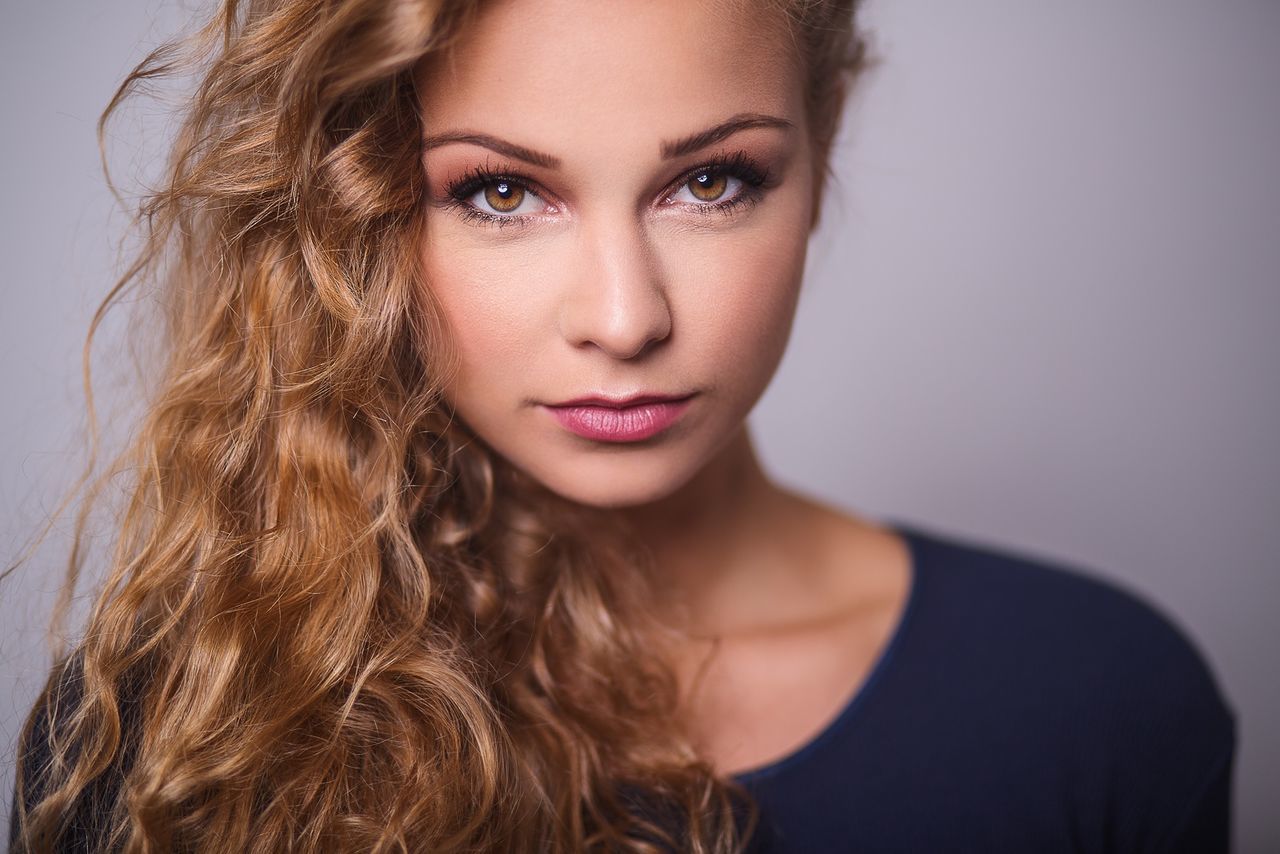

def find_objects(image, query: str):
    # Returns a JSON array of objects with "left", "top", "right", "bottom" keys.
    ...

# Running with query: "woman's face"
[{"left": 416, "top": 0, "right": 815, "bottom": 508}]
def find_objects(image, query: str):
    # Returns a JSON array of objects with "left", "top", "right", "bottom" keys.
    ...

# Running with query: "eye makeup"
[
  {"left": 436, "top": 159, "right": 557, "bottom": 229},
  {"left": 660, "top": 150, "right": 776, "bottom": 220},
  {"left": 432, "top": 149, "right": 779, "bottom": 230}
]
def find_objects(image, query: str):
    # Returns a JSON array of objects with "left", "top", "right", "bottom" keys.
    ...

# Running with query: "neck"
[{"left": 614, "top": 424, "right": 803, "bottom": 636}]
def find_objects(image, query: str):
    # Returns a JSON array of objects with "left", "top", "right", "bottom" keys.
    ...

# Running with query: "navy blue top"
[
  {"left": 730, "top": 520, "right": 1237, "bottom": 853},
  {"left": 9, "top": 521, "right": 1236, "bottom": 852}
]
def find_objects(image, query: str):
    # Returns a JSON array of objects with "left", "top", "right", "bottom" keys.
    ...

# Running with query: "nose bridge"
[{"left": 559, "top": 207, "right": 671, "bottom": 359}]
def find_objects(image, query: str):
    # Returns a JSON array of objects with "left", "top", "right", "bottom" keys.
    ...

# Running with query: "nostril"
[{"left": 557, "top": 222, "right": 672, "bottom": 357}]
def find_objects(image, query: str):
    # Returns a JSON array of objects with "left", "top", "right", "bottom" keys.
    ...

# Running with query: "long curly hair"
[{"left": 7, "top": 0, "right": 869, "bottom": 850}]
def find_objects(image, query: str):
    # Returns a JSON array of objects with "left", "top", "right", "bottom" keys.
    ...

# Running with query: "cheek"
[
  {"left": 418, "top": 225, "right": 556, "bottom": 400},
  {"left": 670, "top": 206, "right": 810, "bottom": 391},
  {"left": 418, "top": 174, "right": 811, "bottom": 420}
]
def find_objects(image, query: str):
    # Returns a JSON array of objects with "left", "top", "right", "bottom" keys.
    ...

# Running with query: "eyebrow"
[
  {"left": 660, "top": 112, "right": 794, "bottom": 159},
  {"left": 420, "top": 112, "right": 794, "bottom": 170},
  {"left": 421, "top": 132, "right": 561, "bottom": 169}
]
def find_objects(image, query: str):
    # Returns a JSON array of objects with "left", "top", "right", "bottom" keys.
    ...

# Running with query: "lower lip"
[{"left": 543, "top": 397, "right": 694, "bottom": 443}]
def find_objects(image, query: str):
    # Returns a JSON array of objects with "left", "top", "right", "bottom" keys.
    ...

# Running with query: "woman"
[{"left": 9, "top": 0, "right": 1235, "bottom": 851}]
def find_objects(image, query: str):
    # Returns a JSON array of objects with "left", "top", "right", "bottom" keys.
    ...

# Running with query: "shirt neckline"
[{"left": 728, "top": 517, "right": 928, "bottom": 785}]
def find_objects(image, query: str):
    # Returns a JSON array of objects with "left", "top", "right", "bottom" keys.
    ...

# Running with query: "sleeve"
[
  {"left": 1161, "top": 739, "right": 1235, "bottom": 854},
  {"left": 1096, "top": 588, "right": 1239, "bottom": 854}
]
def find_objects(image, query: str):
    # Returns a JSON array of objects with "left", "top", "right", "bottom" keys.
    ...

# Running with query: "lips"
[{"left": 542, "top": 392, "right": 695, "bottom": 442}]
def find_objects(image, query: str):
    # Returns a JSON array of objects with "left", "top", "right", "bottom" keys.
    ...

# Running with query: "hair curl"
[{"left": 8, "top": 0, "right": 869, "bottom": 850}]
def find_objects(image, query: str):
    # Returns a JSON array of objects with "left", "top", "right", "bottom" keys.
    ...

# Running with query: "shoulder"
[
  {"left": 10, "top": 649, "right": 137, "bottom": 852},
  {"left": 900, "top": 521, "right": 1233, "bottom": 724},
  {"left": 896, "top": 521, "right": 1237, "bottom": 850},
  {"left": 14, "top": 651, "right": 87, "bottom": 789},
  {"left": 901, "top": 522, "right": 1218, "bottom": 676}
]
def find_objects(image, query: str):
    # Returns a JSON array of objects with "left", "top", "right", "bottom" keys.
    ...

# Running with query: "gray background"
[{"left": 2, "top": 1, "right": 1277, "bottom": 849}]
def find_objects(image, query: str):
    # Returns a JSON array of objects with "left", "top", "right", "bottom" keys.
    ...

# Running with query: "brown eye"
[
  {"left": 687, "top": 170, "right": 728, "bottom": 202},
  {"left": 484, "top": 179, "right": 524, "bottom": 213}
]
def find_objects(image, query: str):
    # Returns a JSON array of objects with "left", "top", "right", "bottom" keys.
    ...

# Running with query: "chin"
[{"left": 517, "top": 451, "right": 701, "bottom": 510}]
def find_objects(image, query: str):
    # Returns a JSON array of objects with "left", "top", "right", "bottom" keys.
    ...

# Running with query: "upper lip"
[{"left": 547, "top": 391, "right": 695, "bottom": 408}]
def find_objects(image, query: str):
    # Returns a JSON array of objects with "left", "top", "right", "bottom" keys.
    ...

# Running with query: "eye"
[
  {"left": 670, "top": 169, "right": 743, "bottom": 205},
  {"left": 463, "top": 178, "right": 549, "bottom": 218}
]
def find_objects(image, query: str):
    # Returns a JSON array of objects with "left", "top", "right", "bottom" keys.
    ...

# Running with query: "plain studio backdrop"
[{"left": 2, "top": 1, "right": 1277, "bottom": 849}]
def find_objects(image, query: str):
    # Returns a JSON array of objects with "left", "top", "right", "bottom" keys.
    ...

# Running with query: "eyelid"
[
  {"left": 438, "top": 150, "right": 774, "bottom": 227},
  {"left": 661, "top": 154, "right": 768, "bottom": 204},
  {"left": 443, "top": 168, "right": 556, "bottom": 211},
  {"left": 437, "top": 151, "right": 555, "bottom": 201},
  {"left": 435, "top": 165, "right": 559, "bottom": 230},
  {"left": 471, "top": 178, "right": 553, "bottom": 217}
]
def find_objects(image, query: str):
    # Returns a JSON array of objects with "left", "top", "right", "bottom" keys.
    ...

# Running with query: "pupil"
[
  {"left": 497, "top": 180, "right": 512, "bottom": 197},
  {"left": 689, "top": 170, "right": 726, "bottom": 202}
]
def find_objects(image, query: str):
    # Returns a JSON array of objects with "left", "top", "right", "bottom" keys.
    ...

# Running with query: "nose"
[{"left": 558, "top": 213, "right": 672, "bottom": 360}]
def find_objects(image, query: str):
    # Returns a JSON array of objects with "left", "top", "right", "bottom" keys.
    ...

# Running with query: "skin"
[{"left": 416, "top": 0, "right": 911, "bottom": 775}]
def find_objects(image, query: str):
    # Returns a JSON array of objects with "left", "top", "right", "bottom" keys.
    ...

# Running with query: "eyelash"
[{"left": 438, "top": 150, "right": 775, "bottom": 230}]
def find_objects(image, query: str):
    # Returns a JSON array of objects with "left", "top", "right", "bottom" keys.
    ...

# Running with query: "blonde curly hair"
[{"left": 9, "top": 0, "right": 869, "bottom": 850}]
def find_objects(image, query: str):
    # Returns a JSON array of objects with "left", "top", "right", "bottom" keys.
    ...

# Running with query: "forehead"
[{"left": 416, "top": 0, "right": 803, "bottom": 156}]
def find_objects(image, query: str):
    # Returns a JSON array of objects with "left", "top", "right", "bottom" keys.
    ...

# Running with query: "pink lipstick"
[{"left": 543, "top": 393, "right": 695, "bottom": 443}]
